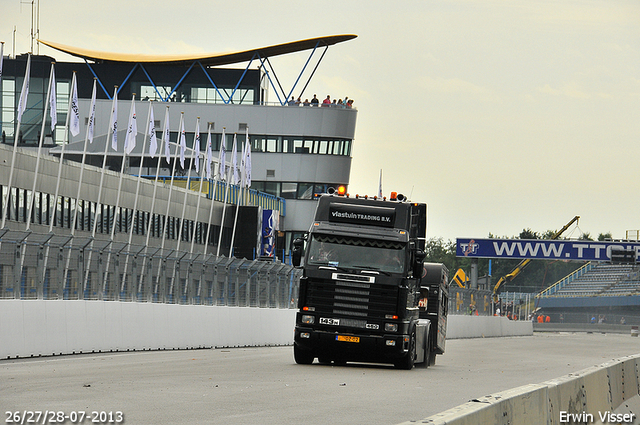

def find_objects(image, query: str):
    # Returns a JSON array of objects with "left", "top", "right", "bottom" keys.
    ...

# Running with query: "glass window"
[
  {"left": 280, "top": 183, "right": 297, "bottom": 199},
  {"left": 297, "top": 183, "right": 314, "bottom": 200},
  {"left": 266, "top": 137, "right": 278, "bottom": 153},
  {"left": 307, "top": 234, "right": 406, "bottom": 274},
  {"left": 141, "top": 85, "right": 172, "bottom": 102},
  {"left": 2, "top": 79, "right": 16, "bottom": 138},
  {"left": 262, "top": 182, "right": 280, "bottom": 197}
]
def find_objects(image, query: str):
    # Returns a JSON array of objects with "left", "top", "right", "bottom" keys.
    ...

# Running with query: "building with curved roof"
[{"left": 0, "top": 35, "right": 358, "bottom": 260}]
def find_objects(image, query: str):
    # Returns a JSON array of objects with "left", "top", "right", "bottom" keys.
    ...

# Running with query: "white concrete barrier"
[
  {"left": 0, "top": 301, "right": 529, "bottom": 359},
  {"left": 447, "top": 315, "right": 533, "bottom": 339},
  {"left": 0, "top": 300, "right": 296, "bottom": 359},
  {"left": 398, "top": 354, "right": 640, "bottom": 425}
]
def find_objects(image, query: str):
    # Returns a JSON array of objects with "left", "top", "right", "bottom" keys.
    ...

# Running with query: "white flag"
[
  {"left": 244, "top": 139, "right": 251, "bottom": 188},
  {"left": 0, "top": 42, "right": 4, "bottom": 81},
  {"left": 205, "top": 125, "right": 212, "bottom": 180},
  {"left": 69, "top": 74, "right": 80, "bottom": 136},
  {"left": 16, "top": 54, "right": 31, "bottom": 123},
  {"left": 231, "top": 133, "right": 239, "bottom": 185},
  {"left": 48, "top": 65, "right": 57, "bottom": 131},
  {"left": 179, "top": 114, "right": 186, "bottom": 169},
  {"left": 163, "top": 106, "right": 170, "bottom": 164},
  {"left": 109, "top": 88, "right": 118, "bottom": 150},
  {"left": 87, "top": 79, "right": 97, "bottom": 143},
  {"left": 124, "top": 96, "right": 137, "bottom": 155},
  {"left": 148, "top": 105, "right": 157, "bottom": 158},
  {"left": 194, "top": 118, "right": 201, "bottom": 173},
  {"left": 217, "top": 128, "right": 226, "bottom": 181}
]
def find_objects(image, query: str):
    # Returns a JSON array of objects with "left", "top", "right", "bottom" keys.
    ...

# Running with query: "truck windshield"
[{"left": 307, "top": 234, "right": 406, "bottom": 274}]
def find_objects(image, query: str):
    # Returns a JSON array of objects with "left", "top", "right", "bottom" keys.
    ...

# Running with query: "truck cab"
[{"left": 292, "top": 192, "right": 448, "bottom": 369}]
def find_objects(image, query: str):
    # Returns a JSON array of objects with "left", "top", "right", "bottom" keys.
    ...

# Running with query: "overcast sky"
[{"left": 3, "top": 0, "right": 639, "bottom": 241}]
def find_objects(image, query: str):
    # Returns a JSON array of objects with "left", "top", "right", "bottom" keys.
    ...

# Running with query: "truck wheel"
[
  {"left": 294, "top": 345, "right": 314, "bottom": 365},
  {"left": 395, "top": 330, "right": 416, "bottom": 370}
]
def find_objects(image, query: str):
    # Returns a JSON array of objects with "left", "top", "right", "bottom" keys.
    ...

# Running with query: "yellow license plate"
[{"left": 336, "top": 335, "right": 360, "bottom": 343}]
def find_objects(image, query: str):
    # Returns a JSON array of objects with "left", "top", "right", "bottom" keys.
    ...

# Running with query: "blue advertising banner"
[
  {"left": 261, "top": 210, "right": 279, "bottom": 257},
  {"left": 456, "top": 238, "right": 640, "bottom": 262}
]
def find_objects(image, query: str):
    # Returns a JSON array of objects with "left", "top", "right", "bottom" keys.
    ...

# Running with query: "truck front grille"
[{"left": 306, "top": 277, "right": 398, "bottom": 319}]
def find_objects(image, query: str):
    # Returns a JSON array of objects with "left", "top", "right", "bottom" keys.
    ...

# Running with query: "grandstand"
[{"left": 536, "top": 261, "right": 640, "bottom": 322}]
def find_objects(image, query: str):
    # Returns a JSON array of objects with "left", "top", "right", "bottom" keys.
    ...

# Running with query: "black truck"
[{"left": 292, "top": 191, "right": 448, "bottom": 369}]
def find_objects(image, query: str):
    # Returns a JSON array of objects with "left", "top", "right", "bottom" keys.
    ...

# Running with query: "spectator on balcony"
[
  {"left": 322, "top": 95, "right": 331, "bottom": 107},
  {"left": 303, "top": 99, "right": 310, "bottom": 107},
  {"left": 288, "top": 96, "right": 296, "bottom": 106},
  {"left": 311, "top": 94, "right": 319, "bottom": 107}
]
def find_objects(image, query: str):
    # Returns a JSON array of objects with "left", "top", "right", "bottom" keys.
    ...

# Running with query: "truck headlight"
[
  {"left": 302, "top": 315, "right": 315, "bottom": 324},
  {"left": 385, "top": 323, "right": 398, "bottom": 332}
]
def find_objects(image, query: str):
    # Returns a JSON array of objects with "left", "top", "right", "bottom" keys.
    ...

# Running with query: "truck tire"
[
  {"left": 294, "top": 345, "right": 314, "bottom": 365},
  {"left": 395, "top": 329, "right": 416, "bottom": 370}
]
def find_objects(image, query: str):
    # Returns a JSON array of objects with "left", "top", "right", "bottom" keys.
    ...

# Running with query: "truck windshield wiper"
[
  {"left": 353, "top": 265, "right": 391, "bottom": 276},
  {"left": 314, "top": 262, "right": 350, "bottom": 272}
]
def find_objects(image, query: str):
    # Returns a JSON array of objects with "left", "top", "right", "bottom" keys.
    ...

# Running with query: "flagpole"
[
  {"left": 85, "top": 86, "right": 118, "bottom": 298},
  {"left": 201, "top": 123, "right": 215, "bottom": 256},
  {"left": 155, "top": 113, "right": 183, "bottom": 301},
  {"left": 190, "top": 120, "right": 206, "bottom": 254},
  {"left": 17, "top": 61, "right": 53, "bottom": 289},
  {"left": 216, "top": 129, "right": 231, "bottom": 256},
  {"left": 120, "top": 100, "right": 152, "bottom": 298},
  {"left": 25, "top": 62, "right": 54, "bottom": 232},
  {"left": 62, "top": 78, "right": 96, "bottom": 297},
  {"left": 41, "top": 70, "right": 75, "bottom": 288},
  {"left": 1, "top": 53, "right": 30, "bottom": 229},
  {"left": 173, "top": 118, "right": 198, "bottom": 260},
  {"left": 102, "top": 94, "right": 136, "bottom": 295},
  {"left": 203, "top": 176, "right": 219, "bottom": 257},
  {"left": 138, "top": 105, "right": 167, "bottom": 295},
  {"left": 229, "top": 134, "right": 245, "bottom": 257},
  {"left": 170, "top": 144, "right": 195, "bottom": 300},
  {"left": 70, "top": 79, "right": 96, "bottom": 238},
  {"left": 48, "top": 72, "right": 76, "bottom": 233}
]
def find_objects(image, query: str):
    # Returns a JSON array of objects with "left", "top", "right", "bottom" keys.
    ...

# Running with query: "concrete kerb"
[{"left": 398, "top": 355, "right": 640, "bottom": 425}]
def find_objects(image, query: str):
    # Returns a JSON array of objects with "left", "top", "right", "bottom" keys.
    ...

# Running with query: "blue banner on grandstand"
[{"left": 456, "top": 238, "right": 640, "bottom": 262}]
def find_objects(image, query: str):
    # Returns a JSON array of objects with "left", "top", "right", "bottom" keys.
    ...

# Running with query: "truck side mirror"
[
  {"left": 292, "top": 238, "right": 304, "bottom": 267},
  {"left": 413, "top": 249, "right": 426, "bottom": 277}
]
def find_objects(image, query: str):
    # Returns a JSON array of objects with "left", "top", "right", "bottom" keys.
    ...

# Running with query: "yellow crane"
[{"left": 492, "top": 216, "right": 580, "bottom": 302}]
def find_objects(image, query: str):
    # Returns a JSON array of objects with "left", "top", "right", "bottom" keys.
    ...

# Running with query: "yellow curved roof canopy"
[{"left": 38, "top": 35, "right": 357, "bottom": 66}]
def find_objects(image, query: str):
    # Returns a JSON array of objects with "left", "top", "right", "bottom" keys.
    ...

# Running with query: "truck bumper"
[{"left": 294, "top": 326, "right": 409, "bottom": 364}]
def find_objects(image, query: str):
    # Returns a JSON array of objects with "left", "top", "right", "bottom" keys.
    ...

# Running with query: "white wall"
[
  {"left": 447, "top": 315, "right": 533, "bottom": 339},
  {"left": 0, "top": 300, "right": 296, "bottom": 359},
  {"left": 0, "top": 301, "right": 531, "bottom": 360}
]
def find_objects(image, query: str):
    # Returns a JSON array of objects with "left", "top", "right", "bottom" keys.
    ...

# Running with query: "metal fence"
[
  {"left": 0, "top": 229, "right": 301, "bottom": 308},
  {"left": 448, "top": 287, "right": 494, "bottom": 316}
]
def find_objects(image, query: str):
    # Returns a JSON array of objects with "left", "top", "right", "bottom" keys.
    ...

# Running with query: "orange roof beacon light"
[
  {"left": 390, "top": 192, "right": 398, "bottom": 201},
  {"left": 337, "top": 185, "right": 347, "bottom": 196}
]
